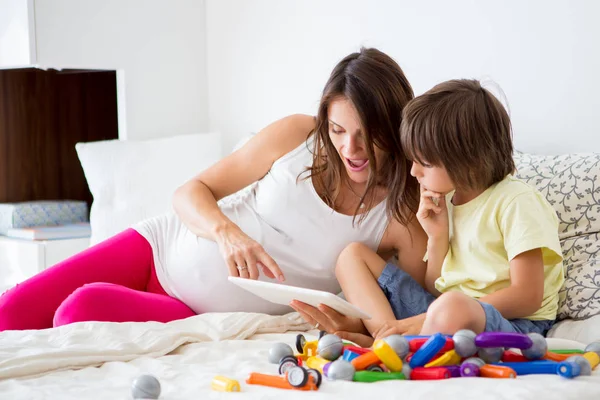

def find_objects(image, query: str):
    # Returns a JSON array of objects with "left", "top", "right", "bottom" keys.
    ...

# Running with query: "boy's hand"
[
  {"left": 417, "top": 186, "right": 449, "bottom": 240},
  {"left": 373, "top": 314, "right": 427, "bottom": 339}
]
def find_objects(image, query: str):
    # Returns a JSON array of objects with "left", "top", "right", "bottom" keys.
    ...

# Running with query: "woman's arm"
[
  {"left": 172, "top": 114, "right": 315, "bottom": 279},
  {"left": 480, "top": 248, "right": 545, "bottom": 319},
  {"left": 173, "top": 114, "right": 315, "bottom": 240}
]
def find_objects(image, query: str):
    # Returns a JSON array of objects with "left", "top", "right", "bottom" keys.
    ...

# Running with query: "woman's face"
[{"left": 328, "top": 97, "right": 384, "bottom": 184}]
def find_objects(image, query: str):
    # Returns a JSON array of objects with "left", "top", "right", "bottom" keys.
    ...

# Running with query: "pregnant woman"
[{"left": 0, "top": 47, "right": 427, "bottom": 332}]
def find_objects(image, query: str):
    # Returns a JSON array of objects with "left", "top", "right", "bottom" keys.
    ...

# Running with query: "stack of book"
[{"left": 0, "top": 201, "right": 90, "bottom": 240}]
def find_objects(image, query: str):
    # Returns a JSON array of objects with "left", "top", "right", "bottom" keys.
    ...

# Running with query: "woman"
[{"left": 0, "top": 48, "right": 427, "bottom": 332}]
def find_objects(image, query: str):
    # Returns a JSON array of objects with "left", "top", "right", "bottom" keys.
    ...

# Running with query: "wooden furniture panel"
[{"left": 0, "top": 68, "right": 119, "bottom": 206}]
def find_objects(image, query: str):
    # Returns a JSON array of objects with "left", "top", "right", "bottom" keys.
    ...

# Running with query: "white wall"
[
  {"left": 34, "top": 0, "right": 209, "bottom": 140},
  {"left": 206, "top": 0, "right": 600, "bottom": 154},
  {"left": 0, "top": 0, "right": 35, "bottom": 66}
]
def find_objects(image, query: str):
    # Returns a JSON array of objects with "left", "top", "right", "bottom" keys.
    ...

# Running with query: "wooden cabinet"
[{"left": 0, "top": 67, "right": 119, "bottom": 206}]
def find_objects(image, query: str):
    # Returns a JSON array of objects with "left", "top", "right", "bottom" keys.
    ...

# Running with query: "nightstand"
[{"left": 0, "top": 236, "right": 90, "bottom": 293}]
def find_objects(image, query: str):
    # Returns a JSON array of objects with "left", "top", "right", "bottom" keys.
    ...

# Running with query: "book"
[
  {"left": 5, "top": 223, "right": 91, "bottom": 241},
  {"left": 0, "top": 201, "right": 88, "bottom": 234}
]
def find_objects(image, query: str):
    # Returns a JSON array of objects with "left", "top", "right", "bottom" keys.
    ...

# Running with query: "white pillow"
[{"left": 76, "top": 133, "right": 222, "bottom": 245}]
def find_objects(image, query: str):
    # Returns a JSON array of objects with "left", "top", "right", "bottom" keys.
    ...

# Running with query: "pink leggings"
[{"left": 0, "top": 229, "right": 196, "bottom": 331}]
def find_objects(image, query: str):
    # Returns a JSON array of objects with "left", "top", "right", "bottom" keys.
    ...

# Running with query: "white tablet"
[{"left": 228, "top": 277, "right": 371, "bottom": 320}]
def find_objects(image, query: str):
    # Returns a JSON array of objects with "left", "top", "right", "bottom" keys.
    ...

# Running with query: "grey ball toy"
[
  {"left": 453, "top": 329, "right": 477, "bottom": 358},
  {"left": 584, "top": 341, "right": 600, "bottom": 356},
  {"left": 317, "top": 334, "right": 344, "bottom": 361},
  {"left": 522, "top": 333, "right": 547, "bottom": 360},
  {"left": 268, "top": 342, "right": 294, "bottom": 364},
  {"left": 131, "top": 374, "right": 161, "bottom": 399},
  {"left": 566, "top": 355, "right": 592, "bottom": 376},
  {"left": 477, "top": 347, "right": 503, "bottom": 364},
  {"left": 383, "top": 334, "right": 409, "bottom": 359},
  {"left": 326, "top": 359, "right": 355, "bottom": 381},
  {"left": 463, "top": 357, "right": 485, "bottom": 368},
  {"left": 402, "top": 362, "right": 412, "bottom": 380}
]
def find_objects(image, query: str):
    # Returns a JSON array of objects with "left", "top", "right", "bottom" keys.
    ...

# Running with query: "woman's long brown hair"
[{"left": 304, "top": 47, "right": 419, "bottom": 226}]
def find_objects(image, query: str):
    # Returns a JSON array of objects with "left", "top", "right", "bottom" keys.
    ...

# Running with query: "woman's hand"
[
  {"left": 214, "top": 224, "right": 284, "bottom": 281},
  {"left": 290, "top": 301, "right": 368, "bottom": 335},
  {"left": 417, "top": 187, "right": 449, "bottom": 240}
]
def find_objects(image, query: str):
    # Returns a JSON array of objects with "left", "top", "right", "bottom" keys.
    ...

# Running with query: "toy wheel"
[
  {"left": 286, "top": 366, "right": 309, "bottom": 388},
  {"left": 366, "top": 364, "right": 384, "bottom": 372},
  {"left": 296, "top": 334, "right": 307, "bottom": 353},
  {"left": 306, "top": 368, "right": 323, "bottom": 388},
  {"left": 319, "top": 330, "right": 327, "bottom": 339},
  {"left": 278, "top": 356, "right": 299, "bottom": 375}
]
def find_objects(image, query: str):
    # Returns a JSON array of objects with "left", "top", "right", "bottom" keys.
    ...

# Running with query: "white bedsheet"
[{"left": 1, "top": 312, "right": 599, "bottom": 399}]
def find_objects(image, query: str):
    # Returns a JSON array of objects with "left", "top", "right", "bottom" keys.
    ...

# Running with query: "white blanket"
[{"left": 1, "top": 312, "right": 599, "bottom": 399}]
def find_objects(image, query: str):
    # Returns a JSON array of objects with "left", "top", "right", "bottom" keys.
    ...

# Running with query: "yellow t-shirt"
[{"left": 434, "top": 176, "right": 565, "bottom": 320}]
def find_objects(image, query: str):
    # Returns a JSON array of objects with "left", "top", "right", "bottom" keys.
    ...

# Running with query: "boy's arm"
[
  {"left": 479, "top": 248, "right": 545, "bottom": 319},
  {"left": 423, "top": 238, "right": 447, "bottom": 297}
]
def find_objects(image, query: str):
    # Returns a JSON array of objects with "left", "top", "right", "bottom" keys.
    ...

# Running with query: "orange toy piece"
[
  {"left": 480, "top": 365, "right": 516, "bottom": 379},
  {"left": 246, "top": 372, "right": 317, "bottom": 391},
  {"left": 351, "top": 351, "right": 381, "bottom": 371},
  {"left": 545, "top": 351, "right": 574, "bottom": 362}
]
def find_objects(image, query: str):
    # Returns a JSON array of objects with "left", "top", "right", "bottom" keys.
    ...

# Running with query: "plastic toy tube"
[
  {"left": 475, "top": 332, "right": 533, "bottom": 349},
  {"left": 409, "top": 337, "right": 454, "bottom": 353},
  {"left": 410, "top": 333, "right": 447, "bottom": 368},
  {"left": 353, "top": 371, "right": 406, "bottom": 383},
  {"left": 410, "top": 367, "right": 451, "bottom": 380}
]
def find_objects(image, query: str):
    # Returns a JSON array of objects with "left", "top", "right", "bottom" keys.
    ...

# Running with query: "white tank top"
[{"left": 134, "top": 137, "right": 389, "bottom": 315}]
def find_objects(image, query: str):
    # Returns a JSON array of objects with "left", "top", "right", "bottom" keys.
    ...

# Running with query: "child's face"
[{"left": 410, "top": 161, "right": 455, "bottom": 194}]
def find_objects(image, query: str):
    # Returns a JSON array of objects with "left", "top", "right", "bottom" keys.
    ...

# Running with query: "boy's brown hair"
[{"left": 400, "top": 79, "right": 515, "bottom": 191}]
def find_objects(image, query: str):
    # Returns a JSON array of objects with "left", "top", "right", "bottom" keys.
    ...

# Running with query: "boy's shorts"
[{"left": 378, "top": 263, "right": 554, "bottom": 335}]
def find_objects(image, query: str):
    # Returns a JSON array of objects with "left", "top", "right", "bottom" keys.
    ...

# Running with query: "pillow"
[
  {"left": 76, "top": 133, "right": 222, "bottom": 245},
  {"left": 547, "top": 314, "right": 600, "bottom": 344},
  {"left": 515, "top": 152, "right": 600, "bottom": 320}
]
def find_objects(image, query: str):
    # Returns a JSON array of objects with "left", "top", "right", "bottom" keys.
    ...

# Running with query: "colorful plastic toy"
[
  {"left": 131, "top": 374, "right": 161, "bottom": 399},
  {"left": 373, "top": 339, "right": 403, "bottom": 372},
  {"left": 410, "top": 366, "right": 450, "bottom": 380},
  {"left": 410, "top": 333, "right": 448, "bottom": 368},
  {"left": 327, "top": 359, "right": 356, "bottom": 381},
  {"left": 475, "top": 332, "right": 533, "bottom": 349},
  {"left": 565, "top": 355, "right": 592, "bottom": 376},
  {"left": 351, "top": 351, "right": 381, "bottom": 371},
  {"left": 353, "top": 371, "right": 405, "bottom": 382},
  {"left": 521, "top": 333, "right": 547, "bottom": 360},
  {"left": 269, "top": 342, "right": 294, "bottom": 364},
  {"left": 498, "top": 360, "right": 581, "bottom": 379},
  {"left": 425, "top": 349, "right": 461, "bottom": 367},
  {"left": 452, "top": 329, "right": 477, "bottom": 357},
  {"left": 342, "top": 349, "right": 361, "bottom": 362},
  {"left": 278, "top": 355, "right": 300, "bottom": 375},
  {"left": 585, "top": 342, "right": 600, "bottom": 356},
  {"left": 211, "top": 376, "right": 241, "bottom": 392},
  {"left": 305, "top": 356, "right": 330, "bottom": 373},
  {"left": 246, "top": 370, "right": 317, "bottom": 391},
  {"left": 477, "top": 346, "right": 504, "bottom": 364},
  {"left": 382, "top": 334, "right": 410, "bottom": 359},
  {"left": 317, "top": 334, "right": 344, "bottom": 361},
  {"left": 409, "top": 337, "right": 454, "bottom": 354}
]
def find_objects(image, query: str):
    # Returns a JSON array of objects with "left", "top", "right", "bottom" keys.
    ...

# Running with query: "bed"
[
  {"left": 1, "top": 134, "right": 600, "bottom": 399},
  {"left": 1, "top": 312, "right": 599, "bottom": 399}
]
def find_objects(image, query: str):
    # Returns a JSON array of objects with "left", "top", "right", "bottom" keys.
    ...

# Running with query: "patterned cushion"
[{"left": 514, "top": 152, "right": 600, "bottom": 320}]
